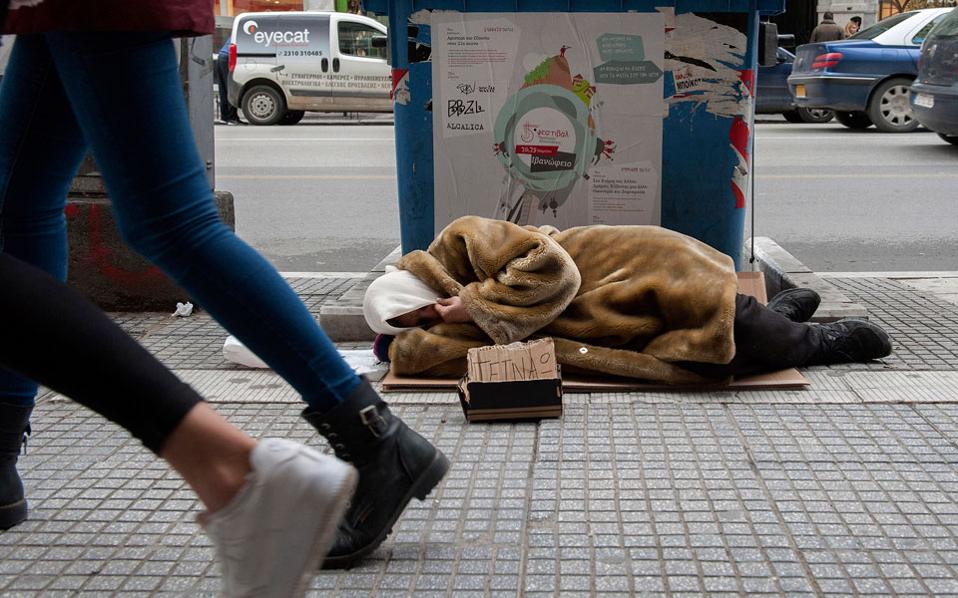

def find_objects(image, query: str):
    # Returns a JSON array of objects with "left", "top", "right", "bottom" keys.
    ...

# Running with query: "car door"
[{"left": 329, "top": 15, "right": 391, "bottom": 112}]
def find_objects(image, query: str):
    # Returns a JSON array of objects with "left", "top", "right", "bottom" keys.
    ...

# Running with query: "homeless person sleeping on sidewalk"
[{"left": 363, "top": 216, "right": 892, "bottom": 383}]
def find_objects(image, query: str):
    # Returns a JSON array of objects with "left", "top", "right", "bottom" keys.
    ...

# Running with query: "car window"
[
  {"left": 912, "top": 15, "right": 947, "bottom": 45},
  {"left": 850, "top": 11, "right": 917, "bottom": 40},
  {"left": 338, "top": 21, "right": 386, "bottom": 59},
  {"left": 929, "top": 8, "right": 958, "bottom": 37}
]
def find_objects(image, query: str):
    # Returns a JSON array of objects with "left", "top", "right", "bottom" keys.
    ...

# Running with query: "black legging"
[
  {"left": 0, "top": 253, "right": 200, "bottom": 454},
  {"left": 680, "top": 293, "right": 821, "bottom": 379}
]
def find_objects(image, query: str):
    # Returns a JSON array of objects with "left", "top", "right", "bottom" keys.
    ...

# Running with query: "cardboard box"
[{"left": 457, "top": 338, "right": 563, "bottom": 422}]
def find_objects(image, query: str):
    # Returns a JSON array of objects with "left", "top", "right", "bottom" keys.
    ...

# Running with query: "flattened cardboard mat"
[{"left": 382, "top": 272, "right": 809, "bottom": 392}]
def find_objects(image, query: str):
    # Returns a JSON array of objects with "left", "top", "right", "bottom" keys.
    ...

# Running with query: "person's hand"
[{"left": 434, "top": 296, "right": 471, "bottom": 323}]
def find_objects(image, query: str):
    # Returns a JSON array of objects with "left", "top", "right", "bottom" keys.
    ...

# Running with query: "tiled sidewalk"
[{"left": 3, "top": 275, "right": 958, "bottom": 597}]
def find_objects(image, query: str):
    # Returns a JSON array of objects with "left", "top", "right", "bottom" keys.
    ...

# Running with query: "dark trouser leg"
[
  {"left": 215, "top": 58, "right": 237, "bottom": 122},
  {"left": 0, "top": 253, "right": 201, "bottom": 455},
  {"left": 682, "top": 293, "right": 821, "bottom": 379},
  {"left": 0, "top": 253, "right": 202, "bottom": 528}
]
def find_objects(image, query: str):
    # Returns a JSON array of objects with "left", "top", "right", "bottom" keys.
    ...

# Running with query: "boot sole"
[
  {"left": 0, "top": 498, "right": 27, "bottom": 530},
  {"left": 321, "top": 449, "right": 450, "bottom": 570}
]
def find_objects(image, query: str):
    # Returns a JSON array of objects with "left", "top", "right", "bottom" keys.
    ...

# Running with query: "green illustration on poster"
[{"left": 432, "top": 12, "right": 665, "bottom": 231}]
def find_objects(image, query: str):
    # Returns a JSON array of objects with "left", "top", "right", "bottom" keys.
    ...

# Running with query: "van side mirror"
[
  {"left": 758, "top": 22, "right": 779, "bottom": 67},
  {"left": 372, "top": 35, "right": 387, "bottom": 49}
]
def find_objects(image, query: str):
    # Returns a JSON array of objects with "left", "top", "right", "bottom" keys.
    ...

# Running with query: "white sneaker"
[{"left": 200, "top": 438, "right": 358, "bottom": 597}]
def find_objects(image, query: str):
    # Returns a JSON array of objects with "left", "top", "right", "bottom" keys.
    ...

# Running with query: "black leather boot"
[
  {"left": 808, "top": 319, "right": 892, "bottom": 365},
  {"left": 0, "top": 404, "right": 32, "bottom": 530},
  {"left": 767, "top": 288, "right": 821, "bottom": 322},
  {"left": 303, "top": 378, "right": 449, "bottom": 569}
]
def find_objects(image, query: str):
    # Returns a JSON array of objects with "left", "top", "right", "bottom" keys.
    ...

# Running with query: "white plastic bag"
[
  {"left": 221, "top": 337, "right": 388, "bottom": 380},
  {"left": 173, "top": 302, "right": 194, "bottom": 317},
  {"left": 222, "top": 335, "right": 269, "bottom": 369}
]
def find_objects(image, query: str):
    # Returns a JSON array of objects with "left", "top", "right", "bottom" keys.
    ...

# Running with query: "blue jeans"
[{"left": 0, "top": 32, "right": 358, "bottom": 410}]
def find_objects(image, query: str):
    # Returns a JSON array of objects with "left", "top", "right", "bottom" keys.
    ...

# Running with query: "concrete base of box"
[{"left": 65, "top": 191, "right": 235, "bottom": 311}]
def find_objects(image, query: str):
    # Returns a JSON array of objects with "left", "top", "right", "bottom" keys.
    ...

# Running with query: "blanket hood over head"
[{"left": 363, "top": 268, "right": 440, "bottom": 335}]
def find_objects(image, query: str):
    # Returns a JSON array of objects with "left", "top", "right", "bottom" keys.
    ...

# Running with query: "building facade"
[
  {"left": 816, "top": 0, "right": 881, "bottom": 28},
  {"left": 214, "top": 0, "right": 358, "bottom": 16}
]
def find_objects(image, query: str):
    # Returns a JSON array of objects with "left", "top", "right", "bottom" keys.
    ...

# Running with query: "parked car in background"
[
  {"left": 228, "top": 11, "right": 391, "bottom": 125},
  {"left": 788, "top": 8, "right": 953, "bottom": 132},
  {"left": 910, "top": 7, "right": 958, "bottom": 145},
  {"left": 757, "top": 47, "right": 834, "bottom": 123}
]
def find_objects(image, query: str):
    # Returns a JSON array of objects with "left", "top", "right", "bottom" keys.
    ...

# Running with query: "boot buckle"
[{"left": 359, "top": 405, "right": 386, "bottom": 438}]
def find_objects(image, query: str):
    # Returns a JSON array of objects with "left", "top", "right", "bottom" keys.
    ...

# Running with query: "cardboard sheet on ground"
[{"left": 381, "top": 272, "right": 810, "bottom": 392}]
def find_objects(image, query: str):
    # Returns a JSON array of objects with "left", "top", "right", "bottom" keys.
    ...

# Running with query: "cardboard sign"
[{"left": 466, "top": 338, "right": 558, "bottom": 382}]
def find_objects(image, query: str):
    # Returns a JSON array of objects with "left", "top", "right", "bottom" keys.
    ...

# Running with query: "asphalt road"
[
  {"left": 214, "top": 116, "right": 399, "bottom": 273},
  {"left": 752, "top": 118, "right": 958, "bottom": 272},
  {"left": 215, "top": 115, "right": 958, "bottom": 273}
]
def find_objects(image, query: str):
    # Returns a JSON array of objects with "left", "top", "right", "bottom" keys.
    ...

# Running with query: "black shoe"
[
  {"left": 767, "top": 287, "right": 821, "bottom": 322},
  {"left": 808, "top": 319, "right": 892, "bottom": 365},
  {"left": 303, "top": 378, "right": 449, "bottom": 569},
  {"left": 0, "top": 404, "right": 32, "bottom": 530}
]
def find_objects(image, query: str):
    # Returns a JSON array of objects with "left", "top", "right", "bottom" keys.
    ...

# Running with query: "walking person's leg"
[
  {"left": 44, "top": 30, "right": 447, "bottom": 567},
  {"left": 0, "top": 252, "right": 357, "bottom": 595},
  {"left": 0, "top": 34, "right": 90, "bottom": 529}
]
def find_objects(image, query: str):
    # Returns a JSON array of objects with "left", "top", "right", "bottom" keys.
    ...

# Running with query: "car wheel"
[
  {"left": 782, "top": 110, "right": 804, "bottom": 123},
  {"left": 835, "top": 111, "right": 873, "bottom": 130},
  {"left": 797, "top": 107, "right": 834, "bottom": 124},
  {"left": 242, "top": 85, "right": 286, "bottom": 126},
  {"left": 867, "top": 78, "right": 919, "bottom": 132},
  {"left": 279, "top": 110, "right": 306, "bottom": 126}
]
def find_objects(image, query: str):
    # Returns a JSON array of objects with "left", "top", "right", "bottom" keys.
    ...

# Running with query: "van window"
[{"left": 338, "top": 22, "right": 386, "bottom": 59}]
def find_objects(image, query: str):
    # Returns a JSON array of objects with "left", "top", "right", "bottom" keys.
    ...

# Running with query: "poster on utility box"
[{"left": 432, "top": 12, "right": 664, "bottom": 233}]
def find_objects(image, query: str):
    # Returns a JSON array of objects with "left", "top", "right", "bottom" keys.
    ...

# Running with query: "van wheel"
[
  {"left": 242, "top": 85, "right": 285, "bottom": 126},
  {"left": 279, "top": 110, "right": 306, "bottom": 126}
]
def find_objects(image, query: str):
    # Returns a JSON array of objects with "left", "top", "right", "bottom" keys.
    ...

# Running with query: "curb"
[
  {"left": 319, "top": 245, "right": 401, "bottom": 342},
  {"left": 745, "top": 237, "right": 868, "bottom": 321}
]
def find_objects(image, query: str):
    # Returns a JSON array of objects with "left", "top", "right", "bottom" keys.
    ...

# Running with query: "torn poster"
[
  {"left": 664, "top": 11, "right": 750, "bottom": 119},
  {"left": 431, "top": 12, "right": 665, "bottom": 231}
]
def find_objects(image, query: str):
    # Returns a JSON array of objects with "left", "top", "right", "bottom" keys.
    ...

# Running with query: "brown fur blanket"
[{"left": 388, "top": 216, "right": 739, "bottom": 384}]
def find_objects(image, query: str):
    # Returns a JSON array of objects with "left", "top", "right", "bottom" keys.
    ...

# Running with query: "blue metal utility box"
[{"left": 367, "top": 0, "right": 785, "bottom": 267}]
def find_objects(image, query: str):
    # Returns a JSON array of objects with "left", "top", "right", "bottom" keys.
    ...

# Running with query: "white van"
[{"left": 227, "top": 11, "right": 391, "bottom": 125}]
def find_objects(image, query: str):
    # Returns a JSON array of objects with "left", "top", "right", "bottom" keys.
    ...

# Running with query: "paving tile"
[{"left": 7, "top": 277, "right": 958, "bottom": 596}]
